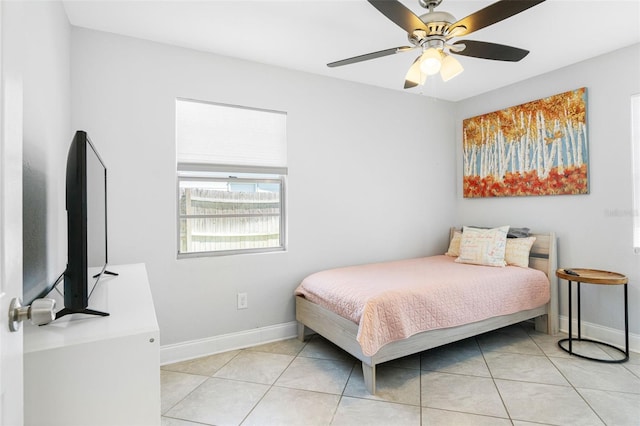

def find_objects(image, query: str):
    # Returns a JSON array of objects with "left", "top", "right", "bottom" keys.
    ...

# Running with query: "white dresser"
[{"left": 24, "top": 263, "right": 160, "bottom": 426}]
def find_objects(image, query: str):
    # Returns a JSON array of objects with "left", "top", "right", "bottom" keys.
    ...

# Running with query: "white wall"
[
  {"left": 70, "top": 28, "right": 456, "bottom": 349},
  {"left": 455, "top": 44, "right": 640, "bottom": 342},
  {"left": 5, "top": 0, "right": 71, "bottom": 303}
]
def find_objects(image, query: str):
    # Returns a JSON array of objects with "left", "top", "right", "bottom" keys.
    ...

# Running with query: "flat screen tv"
[{"left": 57, "top": 130, "right": 116, "bottom": 320}]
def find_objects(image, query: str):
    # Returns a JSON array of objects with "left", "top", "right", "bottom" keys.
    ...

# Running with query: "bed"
[{"left": 294, "top": 227, "right": 558, "bottom": 394}]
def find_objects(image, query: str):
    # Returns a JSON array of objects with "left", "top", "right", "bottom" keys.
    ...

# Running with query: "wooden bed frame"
[{"left": 296, "top": 227, "right": 558, "bottom": 394}]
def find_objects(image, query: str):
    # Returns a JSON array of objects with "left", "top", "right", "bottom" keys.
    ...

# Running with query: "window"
[
  {"left": 176, "top": 99, "right": 287, "bottom": 257},
  {"left": 632, "top": 94, "right": 640, "bottom": 253}
]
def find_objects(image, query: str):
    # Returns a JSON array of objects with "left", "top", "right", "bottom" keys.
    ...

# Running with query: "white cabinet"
[{"left": 24, "top": 263, "right": 160, "bottom": 426}]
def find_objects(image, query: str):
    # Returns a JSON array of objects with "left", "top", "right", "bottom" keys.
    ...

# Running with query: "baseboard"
[
  {"left": 559, "top": 315, "right": 639, "bottom": 353},
  {"left": 160, "top": 321, "right": 299, "bottom": 365},
  {"left": 161, "top": 317, "right": 638, "bottom": 365}
]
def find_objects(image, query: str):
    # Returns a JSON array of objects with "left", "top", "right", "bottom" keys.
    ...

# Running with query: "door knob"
[{"left": 8, "top": 297, "right": 56, "bottom": 332}]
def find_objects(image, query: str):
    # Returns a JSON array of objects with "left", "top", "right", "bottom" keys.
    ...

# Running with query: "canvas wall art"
[{"left": 462, "top": 88, "right": 589, "bottom": 198}]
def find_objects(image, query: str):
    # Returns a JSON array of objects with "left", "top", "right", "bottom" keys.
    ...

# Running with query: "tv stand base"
[
  {"left": 92, "top": 269, "right": 119, "bottom": 279},
  {"left": 55, "top": 307, "right": 110, "bottom": 320}
]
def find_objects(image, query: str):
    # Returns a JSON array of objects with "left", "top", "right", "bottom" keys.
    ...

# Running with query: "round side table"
[{"left": 556, "top": 268, "right": 629, "bottom": 363}]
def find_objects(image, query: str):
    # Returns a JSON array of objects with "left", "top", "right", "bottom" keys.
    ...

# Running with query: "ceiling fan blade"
[
  {"left": 449, "top": 0, "right": 545, "bottom": 37},
  {"left": 452, "top": 40, "right": 529, "bottom": 62},
  {"left": 367, "top": 0, "right": 428, "bottom": 34},
  {"left": 327, "top": 46, "right": 413, "bottom": 67},
  {"left": 404, "top": 56, "right": 424, "bottom": 89}
]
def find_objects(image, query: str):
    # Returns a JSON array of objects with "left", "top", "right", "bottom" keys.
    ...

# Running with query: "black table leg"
[
  {"left": 624, "top": 283, "right": 629, "bottom": 359},
  {"left": 577, "top": 281, "right": 581, "bottom": 339},
  {"left": 568, "top": 280, "right": 573, "bottom": 354}
]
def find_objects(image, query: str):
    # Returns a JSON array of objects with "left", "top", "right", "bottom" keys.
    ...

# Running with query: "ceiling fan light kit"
[
  {"left": 327, "top": 0, "right": 545, "bottom": 89},
  {"left": 419, "top": 48, "right": 442, "bottom": 75},
  {"left": 440, "top": 54, "right": 464, "bottom": 82},
  {"left": 415, "top": 38, "right": 464, "bottom": 83}
]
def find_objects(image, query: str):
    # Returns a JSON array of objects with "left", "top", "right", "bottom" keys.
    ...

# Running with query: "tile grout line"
[
  {"left": 527, "top": 325, "right": 610, "bottom": 426},
  {"left": 328, "top": 362, "right": 358, "bottom": 425},
  {"left": 237, "top": 339, "right": 309, "bottom": 425},
  {"left": 161, "top": 348, "right": 246, "bottom": 423},
  {"left": 476, "top": 335, "right": 514, "bottom": 424}
]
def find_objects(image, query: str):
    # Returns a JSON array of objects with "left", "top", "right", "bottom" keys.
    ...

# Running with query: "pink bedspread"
[{"left": 295, "top": 255, "right": 550, "bottom": 356}]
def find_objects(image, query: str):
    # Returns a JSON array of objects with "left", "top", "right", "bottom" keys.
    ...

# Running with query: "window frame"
[
  {"left": 176, "top": 164, "right": 287, "bottom": 258},
  {"left": 631, "top": 93, "right": 640, "bottom": 254}
]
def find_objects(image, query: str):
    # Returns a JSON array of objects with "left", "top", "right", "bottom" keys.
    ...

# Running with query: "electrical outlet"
[{"left": 237, "top": 292, "right": 248, "bottom": 310}]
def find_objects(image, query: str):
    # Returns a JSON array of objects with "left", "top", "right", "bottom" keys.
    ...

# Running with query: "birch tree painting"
[{"left": 463, "top": 88, "right": 589, "bottom": 198}]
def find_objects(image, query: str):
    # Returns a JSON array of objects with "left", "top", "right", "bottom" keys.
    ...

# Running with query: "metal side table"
[{"left": 556, "top": 268, "right": 629, "bottom": 363}]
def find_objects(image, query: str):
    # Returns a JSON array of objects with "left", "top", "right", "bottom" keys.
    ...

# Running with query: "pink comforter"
[{"left": 295, "top": 255, "right": 550, "bottom": 356}]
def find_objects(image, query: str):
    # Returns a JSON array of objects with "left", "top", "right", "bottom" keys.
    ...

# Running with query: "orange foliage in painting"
[
  {"left": 463, "top": 164, "right": 588, "bottom": 198},
  {"left": 463, "top": 88, "right": 587, "bottom": 149}
]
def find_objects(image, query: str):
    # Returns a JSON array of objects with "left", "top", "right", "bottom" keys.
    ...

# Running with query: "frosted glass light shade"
[
  {"left": 419, "top": 48, "right": 442, "bottom": 75},
  {"left": 440, "top": 54, "right": 464, "bottom": 82}
]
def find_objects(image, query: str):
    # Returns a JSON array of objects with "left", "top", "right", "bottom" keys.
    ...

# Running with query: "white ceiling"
[{"left": 63, "top": 0, "right": 640, "bottom": 102}]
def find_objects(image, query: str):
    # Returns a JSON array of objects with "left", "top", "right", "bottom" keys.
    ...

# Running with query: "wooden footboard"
[
  {"left": 296, "top": 228, "right": 558, "bottom": 394},
  {"left": 296, "top": 295, "right": 549, "bottom": 393}
]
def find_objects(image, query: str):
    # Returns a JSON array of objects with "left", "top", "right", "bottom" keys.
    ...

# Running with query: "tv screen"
[
  {"left": 86, "top": 136, "right": 107, "bottom": 276},
  {"left": 57, "top": 130, "right": 113, "bottom": 319}
]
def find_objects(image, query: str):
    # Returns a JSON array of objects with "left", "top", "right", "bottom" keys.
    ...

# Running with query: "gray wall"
[
  {"left": 455, "top": 43, "right": 640, "bottom": 340},
  {"left": 70, "top": 27, "right": 457, "bottom": 347}
]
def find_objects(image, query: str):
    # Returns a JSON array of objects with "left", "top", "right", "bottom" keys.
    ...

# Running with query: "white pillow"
[
  {"left": 455, "top": 226, "right": 509, "bottom": 267},
  {"left": 505, "top": 236, "right": 536, "bottom": 267}
]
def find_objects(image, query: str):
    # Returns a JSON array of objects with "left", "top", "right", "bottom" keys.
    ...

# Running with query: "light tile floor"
[{"left": 161, "top": 322, "right": 640, "bottom": 425}]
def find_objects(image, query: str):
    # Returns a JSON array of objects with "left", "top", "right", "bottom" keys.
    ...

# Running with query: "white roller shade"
[{"left": 176, "top": 99, "right": 287, "bottom": 168}]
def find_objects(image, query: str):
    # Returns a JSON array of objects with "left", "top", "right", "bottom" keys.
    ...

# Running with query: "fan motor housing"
[
  {"left": 408, "top": 16, "right": 452, "bottom": 46},
  {"left": 424, "top": 20, "right": 451, "bottom": 35}
]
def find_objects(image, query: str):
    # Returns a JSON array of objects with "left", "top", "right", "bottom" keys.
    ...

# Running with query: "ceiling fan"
[{"left": 328, "top": 0, "right": 546, "bottom": 88}]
